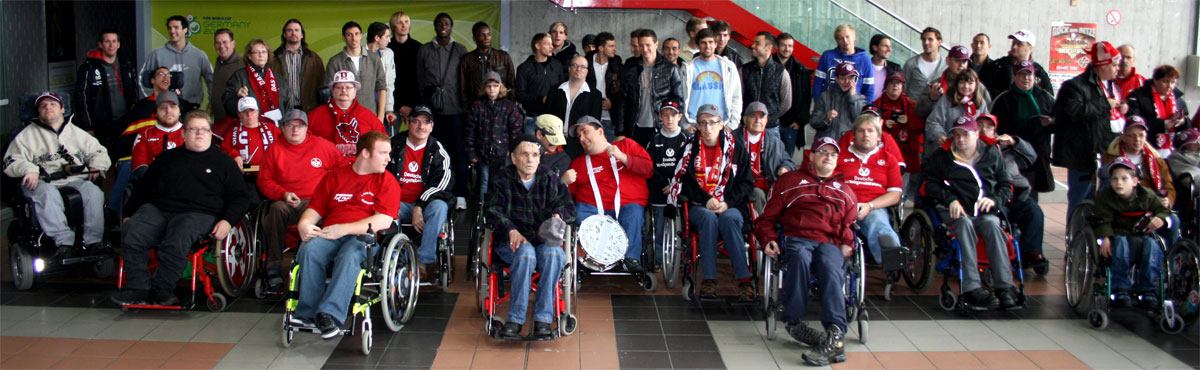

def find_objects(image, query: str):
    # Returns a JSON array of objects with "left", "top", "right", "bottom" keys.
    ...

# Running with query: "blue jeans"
[
  {"left": 1109, "top": 234, "right": 1162, "bottom": 292},
  {"left": 296, "top": 234, "right": 369, "bottom": 325},
  {"left": 778, "top": 236, "right": 847, "bottom": 332},
  {"left": 652, "top": 205, "right": 667, "bottom": 264},
  {"left": 496, "top": 242, "right": 565, "bottom": 325},
  {"left": 688, "top": 205, "right": 750, "bottom": 280},
  {"left": 106, "top": 159, "right": 132, "bottom": 214},
  {"left": 775, "top": 125, "right": 799, "bottom": 158},
  {"left": 397, "top": 199, "right": 449, "bottom": 264},
  {"left": 1007, "top": 197, "right": 1045, "bottom": 254},
  {"left": 857, "top": 208, "right": 899, "bottom": 264},
  {"left": 479, "top": 165, "right": 490, "bottom": 198},
  {"left": 1066, "top": 169, "right": 1095, "bottom": 224},
  {"left": 576, "top": 202, "right": 644, "bottom": 260}
]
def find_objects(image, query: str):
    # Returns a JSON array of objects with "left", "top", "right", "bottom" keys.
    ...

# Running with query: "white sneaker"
[{"left": 456, "top": 197, "right": 467, "bottom": 210}]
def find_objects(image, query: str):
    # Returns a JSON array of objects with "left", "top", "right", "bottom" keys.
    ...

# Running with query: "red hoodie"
[
  {"left": 257, "top": 134, "right": 345, "bottom": 201},
  {"left": 753, "top": 165, "right": 858, "bottom": 248},
  {"left": 131, "top": 122, "right": 184, "bottom": 168},
  {"left": 568, "top": 138, "right": 654, "bottom": 208},
  {"left": 307, "top": 100, "right": 386, "bottom": 157},
  {"left": 1114, "top": 69, "right": 1145, "bottom": 101}
]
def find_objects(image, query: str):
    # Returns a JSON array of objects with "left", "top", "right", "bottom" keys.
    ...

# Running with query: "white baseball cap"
[
  {"left": 329, "top": 70, "right": 361, "bottom": 89},
  {"left": 1008, "top": 30, "right": 1036, "bottom": 47},
  {"left": 237, "top": 96, "right": 258, "bottom": 112}
]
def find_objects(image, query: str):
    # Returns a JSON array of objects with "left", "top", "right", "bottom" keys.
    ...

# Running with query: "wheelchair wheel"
[
  {"left": 900, "top": 211, "right": 935, "bottom": 292},
  {"left": 216, "top": 221, "right": 256, "bottom": 297},
  {"left": 639, "top": 273, "right": 658, "bottom": 292},
  {"left": 1065, "top": 228, "right": 1097, "bottom": 310},
  {"left": 281, "top": 311, "right": 295, "bottom": 348},
  {"left": 9, "top": 242, "right": 35, "bottom": 291},
  {"left": 857, "top": 310, "right": 869, "bottom": 344},
  {"left": 1088, "top": 309, "right": 1109, "bottom": 330},
  {"left": 662, "top": 215, "right": 681, "bottom": 289},
  {"left": 762, "top": 254, "right": 780, "bottom": 341},
  {"left": 94, "top": 254, "right": 116, "bottom": 278},
  {"left": 440, "top": 217, "right": 455, "bottom": 288},
  {"left": 475, "top": 230, "right": 491, "bottom": 315},
  {"left": 380, "top": 235, "right": 420, "bottom": 332},
  {"left": 560, "top": 314, "right": 578, "bottom": 336},
  {"left": 207, "top": 292, "right": 228, "bottom": 312},
  {"left": 1165, "top": 240, "right": 1200, "bottom": 326},
  {"left": 938, "top": 288, "right": 957, "bottom": 311},
  {"left": 1159, "top": 313, "right": 1186, "bottom": 334},
  {"left": 360, "top": 317, "right": 373, "bottom": 355},
  {"left": 1067, "top": 201, "right": 1094, "bottom": 244}
]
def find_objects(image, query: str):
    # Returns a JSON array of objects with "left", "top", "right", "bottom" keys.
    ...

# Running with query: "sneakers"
[
  {"left": 1114, "top": 289, "right": 1134, "bottom": 308},
  {"left": 699, "top": 279, "right": 719, "bottom": 299},
  {"left": 110, "top": 289, "right": 149, "bottom": 306},
  {"left": 996, "top": 288, "right": 1024, "bottom": 311},
  {"left": 456, "top": 197, "right": 468, "bottom": 210},
  {"left": 498, "top": 321, "right": 523, "bottom": 340},
  {"left": 288, "top": 316, "right": 314, "bottom": 328},
  {"left": 530, "top": 322, "right": 554, "bottom": 340},
  {"left": 736, "top": 282, "right": 757, "bottom": 303},
  {"left": 1136, "top": 291, "right": 1160, "bottom": 309},
  {"left": 266, "top": 266, "right": 285, "bottom": 292},
  {"left": 786, "top": 321, "right": 826, "bottom": 346},
  {"left": 317, "top": 313, "right": 341, "bottom": 339},
  {"left": 623, "top": 258, "right": 643, "bottom": 273},
  {"left": 152, "top": 289, "right": 180, "bottom": 306},
  {"left": 802, "top": 326, "right": 846, "bottom": 366},
  {"left": 963, "top": 288, "right": 999, "bottom": 309}
]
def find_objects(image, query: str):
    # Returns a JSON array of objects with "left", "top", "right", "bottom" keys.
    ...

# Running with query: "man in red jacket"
[
  {"left": 130, "top": 91, "right": 185, "bottom": 171},
  {"left": 257, "top": 110, "right": 344, "bottom": 290},
  {"left": 562, "top": 115, "right": 653, "bottom": 272},
  {"left": 308, "top": 70, "right": 386, "bottom": 157},
  {"left": 754, "top": 136, "right": 857, "bottom": 367}
]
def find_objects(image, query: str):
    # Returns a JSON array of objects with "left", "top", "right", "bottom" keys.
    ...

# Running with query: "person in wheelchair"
[
  {"left": 1099, "top": 116, "right": 1180, "bottom": 246},
  {"left": 754, "top": 136, "right": 857, "bottom": 366},
  {"left": 388, "top": 105, "right": 454, "bottom": 279},
  {"left": 1094, "top": 157, "right": 1172, "bottom": 307},
  {"left": 646, "top": 100, "right": 688, "bottom": 268},
  {"left": 129, "top": 91, "right": 186, "bottom": 171},
  {"left": 3, "top": 91, "right": 110, "bottom": 255},
  {"left": 219, "top": 97, "right": 282, "bottom": 204},
  {"left": 308, "top": 70, "right": 386, "bottom": 157},
  {"left": 257, "top": 110, "right": 344, "bottom": 291},
  {"left": 563, "top": 116, "right": 654, "bottom": 272},
  {"left": 734, "top": 101, "right": 794, "bottom": 213},
  {"left": 977, "top": 114, "right": 1048, "bottom": 271},
  {"left": 833, "top": 114, "right": 902, "bottom": 264},
  {"left": 921, "top": 115, "right": 1021, "bottom": 310},
  {"left": 294, "top": 130, "right": 399, "bottom": 339},
  {"left": 668, "top": 104, "right": 756, "bottom": 302},
  {"left": 487, "top": 136, "right": 575, "bottom": 340},
  {"left": 1167, "top": 128, "right": 1199, "bottom": 183},
  {"left": 112, "top": 111, "right": 250, "bottom": 306}
]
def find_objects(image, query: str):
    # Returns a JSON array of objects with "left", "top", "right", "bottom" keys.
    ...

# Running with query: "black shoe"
[
  {"left": 802, "top": 326, "right": 846, "bottom": 366},
  {"left": 530, "top": 322, "right": 554, "bottom": 340},
  {"left": 317, "top": 313, "right": 341, "bottom": 339},
  {"left": 963, "top": 288, "right": 999, "bottom": 310},
  {"left": 1136, "top": 291, "right": 1159, "bottom": 309},
  {"left": 54, "top": 246, "right": 74, "bottom": 259},
  {"left": 623, "top": 258, "right": 643, "bottom": 273},
  {"left": 997, "top": 288, "right": 1024, "bottom": 311},
  {"left": 151, "top": 289, "right": 180, "bottom": 306},
  {"left": 1022, "top": 252, "right": 1048, "bottom": 269},
  {"left": 267, "top": 266, "right": 285, "bottom": 292},
  {"left": 786, "top": 321, "right": 826, "bottom": 347},
  {"left": 110, "top": 289, "right": 149, "bottom": 306},
  {"left": 1114, "top": 289, "right": 1134, "bottom": 308},
  {"left": 498, "top": 321, "right": 523, "bottom": 340}
]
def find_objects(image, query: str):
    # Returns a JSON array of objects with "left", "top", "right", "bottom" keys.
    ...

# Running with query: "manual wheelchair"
[
  {"left": 760, "top": 226, "right": 869, "bottom": 344},
  {"left": 473, "top": 227, "right": 578, "bottom": 340},
  {"left": 670, "top": 196, "right": 761, "bottom": 303}
]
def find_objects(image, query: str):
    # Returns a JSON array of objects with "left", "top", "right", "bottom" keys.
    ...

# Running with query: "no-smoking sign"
[{"left": 1106, "top": 9, "right": 1122, "bottom": 26}]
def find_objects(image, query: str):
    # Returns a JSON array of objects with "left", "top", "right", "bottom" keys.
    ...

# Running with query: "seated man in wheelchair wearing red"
[
  {"left": 755, "top": 137, "right": 858, "bottom": 366},
  {"left": 112, "top": 111, "right": 250, "bottom": 306},
  {"left": 920, "top": 115, "right": 1020, "bottom": 310},
  {"left": 486, "top": 136, "right": 575, "bottom": 340},
  {"left": 257, "top": 110, "right": 344, "bottom": 291}
]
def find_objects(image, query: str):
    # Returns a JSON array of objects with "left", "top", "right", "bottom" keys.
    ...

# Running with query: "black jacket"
[
  {"left": 778, "top": 56, "right": 814, "bottom": 145},
  {"left": 388, "top": 37, "right": 424, "bottom": 111},
  {"left": 614, "top": 53, "right": 684, "bottom": 136},
  {"left": 1052, "top": 68, "right": 1117, "bottom": 172},
  {"left": 741, "top": 58, "right": 788, "bottom": 127},
  {"left": 980, "top": 56, "right": 1053, "bottom": 99},
  {"left": 584, "top": 51, "right": 622, "bottom": 103},
  {"left": 677, "top": 133, "right": 754, "bottom": 216},
  {"left": 515, "top": 56, "right": 566, "bottom": 117},
  {"left": 125, "top": 145, "right": 249, "bottom": 224},
  {"left": 74, "top": 53, "right": 139, "bottom": 136},
  {"left": 388, "top": 134, "right": 455, "bottom": 208},
  {"left": 991, "top": 85, "right": 1056, "bottom": 158},
  {"left": 1126, "top": 84, "right": 1191, "bottom": 148},
  {"left": 920, "top": 140, "right": 1012, "bottom": 214},
  {"left": 546, "top": 82, "right": 603, "bottom": 132},
  {"left": 552, "top": 40, "right": 578, "bottom": 68}
]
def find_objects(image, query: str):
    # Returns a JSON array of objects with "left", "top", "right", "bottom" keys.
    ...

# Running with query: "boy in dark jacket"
[
  {"left": 1092, "top": 157, "right": 1171, "bottom": 307},
  {"left": 645, "top": 99, "right": 688, "bottom": 270}
]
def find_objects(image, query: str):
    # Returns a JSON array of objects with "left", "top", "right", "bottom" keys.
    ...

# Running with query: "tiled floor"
[{"left": 2, "top": 194, "right": 1198, "bottom": 368}]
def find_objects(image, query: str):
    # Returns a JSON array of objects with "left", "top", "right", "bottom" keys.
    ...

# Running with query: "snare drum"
[{"left": 577, "top": 215, "right": 629, "bottom": 271}]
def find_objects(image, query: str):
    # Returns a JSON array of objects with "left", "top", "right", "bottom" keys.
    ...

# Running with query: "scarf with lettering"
[
  {"left": 247, "top": 64, "right": 280, "bottom": 122},
  {"left": 1120, "top": 143, "right": 1164, "bottom": 192},
  {"left": 230, "top": 123, "right": 277, "bottom": 164},
  {"left": 668, "top": 129, "right": 735, "bottom": 204}
]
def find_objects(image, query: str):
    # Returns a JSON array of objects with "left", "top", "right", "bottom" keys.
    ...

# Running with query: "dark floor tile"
[
  {"left": 664, "top": 335, "right": 719, "bottom": 352},
  {"left": 614, "top": 320, "right": 663, "bottom": 335},
  {"left": 323, "top": 346, "right": 385, "bottom": 367},
  {"left": 615, "top": 334, "right": 667, "bottom": 351},
  {"left": 224, "top": 297, "right": 277, "bottom": 313},
  {"left": 52, "top": 294, "right": 112, "bottom": 308},
  {"left": 611, "top": 295, "right": 657, "bottom": 307},
  {"left": 618, "top": 351, "right": 673, "bottom": 369},
  {"left": 416, "top": 292, "right": 459, "bottom": 305},
  {"left": 385, "top": 331, "right": 445, "bottom": 348},
  {"left": 661, "top": 320, "right": 711, "bottom": 335},
  {"left": 702, "top": 306, "right": 751, "bottom": 321},
  {"left": 668, "top": 350, "right": 726, "bottom": 369},
  {"left": 877, "top": 306, "right": 931, "bottom": 320},
  {"left": 376, "top": 348, "right": 437, "bottom": 368},
  {"left": 4, "top": 293, "right": 65, "bottom": 306},
  {"left": 654, "top": 294, "right": 694, "bottom": 307},
  {"left": 1167, "top": 349, "right": 1199, "bottom": 369},
  {"left": 612, "top": 306, "right": 659, "bottom": 320},
  {"left": 398, "top": 317, "right": 449, "bottom": 333},
  {"left": 658, "top": 305, "right": 706, "bottom": 321},
  {"left": 412, "top": 304, "right": 454, "bottom": 319}
]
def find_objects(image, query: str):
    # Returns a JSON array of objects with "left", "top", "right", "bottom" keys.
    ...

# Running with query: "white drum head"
[{"left": 577, "top": 215, "right": 629, "bottom": 271}]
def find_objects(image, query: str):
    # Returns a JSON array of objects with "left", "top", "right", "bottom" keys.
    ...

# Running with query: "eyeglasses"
[
  {"left": 185, "top": 128, "right": 212, "bottom": 134},
  {"left": 155, "top": 72, "right": 171, "bottom": 77},
  {"left": 697, "top": 120, "right": 722, "bottom": 127},
  {"left": 283, "top": 123, "right": 307, "bottom": 129},
  {"left": 813, "top": 149, "right": 838, "bottom": 157},
  {"left": 569, "top": 64, "right": 588, "bottom": 70}
]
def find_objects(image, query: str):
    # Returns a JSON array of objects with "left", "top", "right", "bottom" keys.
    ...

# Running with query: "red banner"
[{"left": 1047, "top": 22, "right": 1098, "bottom": 93}]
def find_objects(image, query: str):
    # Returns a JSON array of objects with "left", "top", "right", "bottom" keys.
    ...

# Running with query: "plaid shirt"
[{"left": 486, "top": 164, "right": 575, "bottom": 245}]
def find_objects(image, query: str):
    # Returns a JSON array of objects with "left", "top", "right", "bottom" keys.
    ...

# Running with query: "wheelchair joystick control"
[{"left": 359, "top": 224, "right": 377, "bottom": 246}]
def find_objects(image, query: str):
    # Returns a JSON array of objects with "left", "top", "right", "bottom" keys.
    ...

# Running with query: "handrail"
[
  {"left": 860, "top": 0, "right": 952, "bottom": 52},
  {"left": 826, "top": 0, "right": 920, "bottom": 55}
]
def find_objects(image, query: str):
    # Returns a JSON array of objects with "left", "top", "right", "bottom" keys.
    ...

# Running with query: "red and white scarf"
[
  {"left": 959, "top": 95, "right": 977, "bottom": 117},
  {"left": 668, "top": 130, "right": 736, "bottom": 204},
  {"left": 1152, "top": 88, "right": 1180, "bottom": 149},
  {"left": 248, "top": 65, "right": 280, "bottom": 122},
  {"left": 230, "top": 123, "right": 277, "bottom": 164},
  {"left": 1120, "top": 143, "right": 1164, "bottom": 191}
]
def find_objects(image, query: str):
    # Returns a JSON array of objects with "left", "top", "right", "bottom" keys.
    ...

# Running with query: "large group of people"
[{"left": 2, "top": 9, "right": 1197, "bottom": 367}]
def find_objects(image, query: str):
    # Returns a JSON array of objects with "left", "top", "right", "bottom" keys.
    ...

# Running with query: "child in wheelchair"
[{"left": 1093, "top": 157, "right": 1172, "bottom": 308}]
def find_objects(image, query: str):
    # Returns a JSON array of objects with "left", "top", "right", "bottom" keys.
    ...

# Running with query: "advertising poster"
[{"left": 1046, "top": 22, "right": 1097, "bottom": 93}]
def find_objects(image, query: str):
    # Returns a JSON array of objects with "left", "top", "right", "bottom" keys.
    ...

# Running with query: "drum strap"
[{"left": 585, "top": 153, "right": 622, "bottom": 218}]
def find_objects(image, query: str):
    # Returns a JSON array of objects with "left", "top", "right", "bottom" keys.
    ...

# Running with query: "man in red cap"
[
  {"left": 130, "top": 91, "right": 185, "bottom": 170},
  {"left": 980, "top": 29, "right": 1052, "bottom": 98},
  {"left": 308, "top": 70, "right": 387, "bottom": 157},
  {"left": 1053, "top": 40, "right": 1128, "bottom": 223}
]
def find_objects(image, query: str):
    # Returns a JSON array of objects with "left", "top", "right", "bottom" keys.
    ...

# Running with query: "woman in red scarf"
[
  {"left": 221, "top": 39, "right": 283, "bottom": 128},
  {"left": 1127, "top": 65, "right": 1191, "bottom": 152}
]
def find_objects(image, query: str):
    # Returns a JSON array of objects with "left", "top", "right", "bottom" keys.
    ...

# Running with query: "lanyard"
[{"left": 585, "top": 153, "right": 622, "bottom": 218}]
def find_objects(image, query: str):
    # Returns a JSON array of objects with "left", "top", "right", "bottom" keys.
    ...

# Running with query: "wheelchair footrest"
[{"left": 880, "top": 246, "right": 909, "bottom": 272}]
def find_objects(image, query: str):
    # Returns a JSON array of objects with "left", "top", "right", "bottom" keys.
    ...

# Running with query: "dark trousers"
[
  {"left": 263, "top": 199, "right": 309, "bottom": 267},
  {"left": 779, "top": 236, "right": 847, "bottom": 332},
  {"left": 434, "top": 113, "right": 468, "bottom": 197},
  {"left": 1006, "top": 196, "right": 1045, "bottom": 255},
  {"left": 120, "top": 204, "right": 216, "bottom": 292}
]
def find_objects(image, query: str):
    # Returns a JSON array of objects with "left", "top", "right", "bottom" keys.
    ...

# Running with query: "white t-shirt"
[
  {"left": 917, "top": 57, "right": 939, "bottom": 80},
  {"left": 870, "top": 63, "right": 887, "bottom": 102},
  {"left": 593, "top": 54, "right": 611, "bottom": 121},
  {"left": 350, "top": 55, "right": 361, "bottom": 72}
]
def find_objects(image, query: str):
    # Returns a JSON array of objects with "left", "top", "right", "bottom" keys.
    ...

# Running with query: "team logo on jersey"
[
  {"left": 311, "top": 158, "right": 323, "bottom": 168},
  {"left": 361, "top": 192, "right": 376, "bottom": 205},
  {"left": 799, "top": 179, "right": 810, "bottom": 185},
  {"left": 833, "top": 182, "right": 842, "bottom": 189},
  {"left": 335, "top": 119, "right": 361, "bottom": 144},
  {"left": 407, "top": 161, "right": 419, "bottom": 173},
  {"left": 167, "top": 142, "right": 177, "bottom": 150},
  {"left": 858, "top": 167, "right": 870, "bottom": 176},
  {"left": 877, "top": 159, "right": 886, "bottom": 166},
  {"left": 334, "top": 193, "right": 352, "bottom": 202},
  {"left": 666, "top": 148, "right": 674, "bottom": 157}
]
